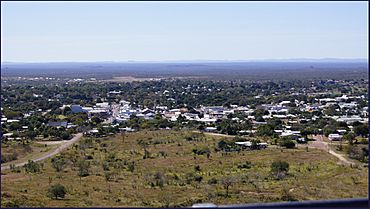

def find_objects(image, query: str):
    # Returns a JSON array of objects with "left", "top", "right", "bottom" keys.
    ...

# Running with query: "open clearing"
[{"left": 1, "top": 130, "right": 368, "bottom": 207}]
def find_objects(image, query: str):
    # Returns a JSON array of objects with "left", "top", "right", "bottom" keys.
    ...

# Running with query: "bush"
[
  {"left": 207, "top": 178, "right": 218, "bottom": 185},
  {"left": 279, "top": 138, "right": 296, "bottom": 149},
  {"left": 47, "top": 184, "right": 67, "bottom": 199},
  {"left": 194, "top": 175, "right": 203, "bottom": 183},
  {"left": 348, "top": 145, "right": 368, "bottom": 163},
  {"left": 237, "top": 161, "right": 252, "bottom": 169},
  {"left": 23, "top": 160, "right": 41, "bottom": 173},
  {"left": 77, "top": 159, "right": 90, "bottom": 177},
  {"left": 0, "top": 152, "right": 18, "bottom": 164},
  {"left": 51, "top": 156, "right": 68, "bottom": 172},
  {"left": 192, "top": 147, "right": 210, "bottom": 155},
  {"left": 271, "top": 161, "right": 289, "bottom": 180}
]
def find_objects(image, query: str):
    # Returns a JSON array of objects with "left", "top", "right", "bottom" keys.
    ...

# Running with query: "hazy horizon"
[{"left": 2, "top": 58, "right": 368, "bottom": 64}]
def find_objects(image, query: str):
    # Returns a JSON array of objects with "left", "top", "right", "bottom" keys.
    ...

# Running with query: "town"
[{"left": 1, "top": 77, "right": 368, "bottom": 162}]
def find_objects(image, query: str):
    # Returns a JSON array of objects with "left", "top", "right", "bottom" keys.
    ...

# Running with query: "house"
[
  {"left": 205, "top": 127, "right": 217, "bottom": 132},
  {"left": 89, "top": 109, "right": 109, "bottom": 118},
  {"left": 235, "top": 141, "right": 268, "bottom": 149},
  {"left": 337, "top": 129, "right": 347, "bottom": 134},
  {"left": 197, "top": 118, "right": 217, "bottom": 124},
  {"left": 119, "top": 127, "right": 136, "bottom": 132},
  {"left": 47, "top": 121, "right": 68, "bottom": 128},
  {"left": 95, "top": 102, "right": 110, "bottom": 108},
  {"left": 328, "top": 134, "right": 342, "bottom": 141},
  {"left": 71, "top": 105, "right": 88, "bottom": 113},
  {"left": 3, "top": 133, "right": 13, "bottom": 138},
  {"left": 336, "top": 116, "right": 363, "bottom": 124}
]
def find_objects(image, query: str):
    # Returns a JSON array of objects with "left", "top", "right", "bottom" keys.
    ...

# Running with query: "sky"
[{"left": 1, "top": 1, "right": 368, "bottom": 62}]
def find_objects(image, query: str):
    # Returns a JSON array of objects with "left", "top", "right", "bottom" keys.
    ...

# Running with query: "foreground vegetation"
[{"left": 1, "top": 130, "right": 367, "bottom": 207}]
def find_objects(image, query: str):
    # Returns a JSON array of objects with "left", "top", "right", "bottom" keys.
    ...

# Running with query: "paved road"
[
  {"left": 1, "top": 133, "right": 83, "bottom": 171},
  {"left": 310, "top": 135, "right": 354, "bottom": 165}
]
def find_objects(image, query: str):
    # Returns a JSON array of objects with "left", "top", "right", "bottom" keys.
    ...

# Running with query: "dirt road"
[
  {"left": 192, "top": 131, "right": 234, "bottom": 138},
  {"left": 309, "top": 135, "right": 354, "bottom": 165},
  {"left": 1, "top": 133, "right": 83, "bottom": 171}
]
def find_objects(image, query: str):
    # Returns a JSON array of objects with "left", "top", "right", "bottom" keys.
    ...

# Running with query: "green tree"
[
  {"left": 77, "top": 159, "right": 90, "bottom": 177},
  {"left": 256, "top": 124, "right": 274, "bottom": 136},
  {"left": 271, "top": 161, "right": 289, "bottom": 180},
  {"left": 354, "top": 124, "right": 368, "bottom": 137},
  {"left": 343, "top": 132, "right": 356, "bottom": 145},
  {"left": 279, "top": 137, "right": 296, "bottom": 149},
  {"left": 222, "top": 176, "right": 236, "bottom": 197},
  {"left": 23, "top": 160, "right": 41, "bottom": 173},
  {"left": 51, "top": 156, "right": 68, "bottom": 172},
  {"left": 47, "top": 184, "right": 67, "bottom": 199}
]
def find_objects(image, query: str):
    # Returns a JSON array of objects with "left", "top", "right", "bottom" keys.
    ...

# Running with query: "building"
[
  {"left": 205, "top": 127, "right": 217, "bottom": 132},
  {"left": 71, "top": 105, "right": 88, "bottom": 113},
  {"left": 328, "top": 134, "right": 342, "bottom": 141},
  {"left": 48, "top": 121, "right": 68, "bottom": 128}
]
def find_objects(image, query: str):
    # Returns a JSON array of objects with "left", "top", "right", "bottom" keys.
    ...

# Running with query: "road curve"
[{"left": 1, "top": 133, "right": 83, "bottom": 171}]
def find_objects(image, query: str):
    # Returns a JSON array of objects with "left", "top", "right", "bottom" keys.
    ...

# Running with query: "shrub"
[
  {"left": 51, "top": 156, "right": 68, "bottom": 172},
  {"left": 279, "top": 139, "right": 296, "bottom": 149},
  {"left": 77, "top": 159, "right": 90, "bottom": 177},
  {"left": 23, "top": 160, "right": 41, "bottom": 173},
  {"left": 237, "top": 161, "right": 252, "bottom": 169},
  {"left": 192, "top": 147, "right": 211, "bottom": 155},
  {"left": 207, "top": 178, "right": 218, "bottom": 185},
  {"left": 194, "top": 175, "right": 203, "bottom": 183},
  {"left": 348, "top": 145, "right": 368, "bottom": 163},
  {"left": 271, "top": 161, "right": 289, "bottom": 180},
  {"left": 47, "top": 184, "right": 67, "bottom": 199}
]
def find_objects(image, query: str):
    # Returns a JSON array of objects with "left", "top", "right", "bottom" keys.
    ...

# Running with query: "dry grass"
[
  {"left": 1, "top": 130, "right": 368, "bottom": 207},
  {"left": 1, "top": 142, "right": 58, "bottom": 166}
]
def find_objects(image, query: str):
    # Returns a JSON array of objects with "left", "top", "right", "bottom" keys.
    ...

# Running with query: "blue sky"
[{"left": 1, "top": 1, "right": 368, "bottom": 62}]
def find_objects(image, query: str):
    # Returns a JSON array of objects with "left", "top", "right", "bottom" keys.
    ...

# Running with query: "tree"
[
  {"left": 77, "top": 159, "right": 90, "bottom": 177},
  {"left": 51, "top": 156, "right": 68, "bottom": 172},
  {"left": 24, "top": 160, "right": 41, "bottom": 173},
  {"left": 348, "top": 145, "right": 368, "bottom": 162},
  {"left": 251, "top": 140, "right": 260, "bottom": 150},
  {"left": 222, "top": 176, "right": 236, "bottom": 197},
  {"left": 271, "top": 161, "right": 289, "bottom": 180},
  {"left": 354, "top": 124, "right": 368, "bottom": 137},
  {"left": 279, "top": 137, "right": 296, "bottom": 149},
  {"left": 61, "top": 131, "right": 71, "bottom": 140},
  {"left": 25, "top": 130, "right": 37, "bottom": 139},
  {"left": 256, "top": 124, "right": 274, "bottom": 136},
  {"left": 154, "top": 171, "right": 165, "bottom": 189},
  {"left": 47, "top": 184, "right": 67, "bottom": 199},
  {"left": 91, "top": 116, "right": 102, "bottom": 125},
  {"left": 342, "top": 132, "right": 356, "bottom": 145}
]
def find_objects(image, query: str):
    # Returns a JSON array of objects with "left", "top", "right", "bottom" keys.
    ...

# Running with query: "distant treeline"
[{"left": 1, "top": 62, "right": 368, "bottom": 80}]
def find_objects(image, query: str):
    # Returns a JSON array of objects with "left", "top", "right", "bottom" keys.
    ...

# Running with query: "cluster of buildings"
[{"left": 63, "top": 92, "right": 368, "bottom": 140}]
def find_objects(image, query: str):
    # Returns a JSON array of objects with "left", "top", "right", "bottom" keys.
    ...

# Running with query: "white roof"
[
  {"left": 7, "top": 119, "right": 20, "bottom": 123},
  {"left": 329, "top": 134, "right": 342, "bottom": 138},
  {"left": 205, "top": 127, "right": 217, "bottom": 130},
  {"left": 235, "top": 141, "right": 252, "bottom": 146}
]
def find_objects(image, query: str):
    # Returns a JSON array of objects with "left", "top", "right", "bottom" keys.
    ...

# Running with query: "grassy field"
[
  {"left": 1, "top": 141, "right": 58, "bottom": 166},
  {"left": 1, "top": 130, "right": 368, "bottom": 207}
]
